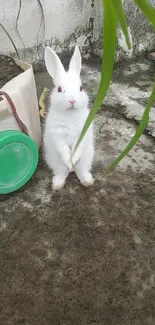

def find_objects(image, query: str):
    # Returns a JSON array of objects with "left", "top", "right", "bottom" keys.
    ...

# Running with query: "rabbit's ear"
[
  {"left": 69, "top": 45, "right": 81, "bottom": 76},
  {"left": 45, "top": 47, "right": 65, "bottom": 81}
]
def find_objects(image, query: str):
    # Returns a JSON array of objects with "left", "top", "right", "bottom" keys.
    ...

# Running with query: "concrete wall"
[
  {"left": 94, "top": 0, "right": 155, "bottom": 60},
  {"left": 0, "top": 0, "right": 155, "bottom": 64},
  {"left": 118, "top": 0, "right": 155, "bottom": 60},
  {"left": 0, "top": 0, "right": 101, "bottom": 63}
]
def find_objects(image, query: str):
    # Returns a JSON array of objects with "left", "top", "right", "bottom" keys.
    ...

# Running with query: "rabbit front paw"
[
  {"left": 72, "top": 152, "right": 81, "bottom": 168},
  {"left": 63, "top": 155, "right": 72, "bottom": 172},
  {"left": 65, "top": 161, "right": 73, "bottom": 172}
]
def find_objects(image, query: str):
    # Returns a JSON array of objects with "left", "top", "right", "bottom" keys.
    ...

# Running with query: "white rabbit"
[{"left": 43, "top": 45, "right": 94, "bottom": 190}]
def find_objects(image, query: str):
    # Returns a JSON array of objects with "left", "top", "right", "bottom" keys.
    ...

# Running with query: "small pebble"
[{"left": 148, "top": 52, "right": 155, "bottom": 61}]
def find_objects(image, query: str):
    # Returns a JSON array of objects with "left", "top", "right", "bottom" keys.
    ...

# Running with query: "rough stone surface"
[
  {"left": 0, "top": 61, "right": 155, "bottom": 325},
  {"left": 82, "top": 59, "right": 155, "bottom": 137}
]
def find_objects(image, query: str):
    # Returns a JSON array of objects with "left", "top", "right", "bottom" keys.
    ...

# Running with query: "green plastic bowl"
[{"left": 0, "top": 130, "right": 38, "bottom": 194}]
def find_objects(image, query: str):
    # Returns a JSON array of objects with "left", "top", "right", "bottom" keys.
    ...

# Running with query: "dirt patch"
[
  {"left": 0, "top": 55, "right": 23, "bottom": 89},
  {"left": 0, "top": 63, "right": 155, "bottom": 325},
  {"left": 0, "top": 160, "right": 155, "bottom": 325},
  {"left": 0, "top": 106, "right": 155, "bottom": 325}
]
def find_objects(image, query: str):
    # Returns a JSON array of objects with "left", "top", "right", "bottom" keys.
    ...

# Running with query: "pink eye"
[
  {"left": 80, "top": 86, "right": 83, "bottom": 92},
  {"left": 58, "top": 86, "right": 62, "bottom": 92}
]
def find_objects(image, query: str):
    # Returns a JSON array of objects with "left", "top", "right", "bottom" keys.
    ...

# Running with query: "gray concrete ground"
[{"left": 0, "top": 60, "right": 155, "bottom": 325}]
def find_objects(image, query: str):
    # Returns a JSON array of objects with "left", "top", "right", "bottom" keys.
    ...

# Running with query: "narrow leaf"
[
  {"left": 73, "top": 0, "right": 117, "bottom": 153},
  {"left": 111, "top": 0, "right": 131, "bottom": 49},
  {"left": 105, "top": 82, "right": 155, "bottom": 175},
  {"left": 134, "top": 0, "right": 155, "bottom": 29}
]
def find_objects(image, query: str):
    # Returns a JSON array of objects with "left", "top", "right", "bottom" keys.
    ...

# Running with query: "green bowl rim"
[{"left": 0, "top": 130, "right": 38, "bottom": 194}]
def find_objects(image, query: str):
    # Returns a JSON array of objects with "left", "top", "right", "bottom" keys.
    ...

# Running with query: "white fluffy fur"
[{"left": 43, "top": 45, "right": 94, "bottom": 190}]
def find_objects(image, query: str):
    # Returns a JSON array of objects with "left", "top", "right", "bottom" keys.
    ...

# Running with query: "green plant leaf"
[
  {"left": 73, "top": 0, "right": 117, "bottom": 153},
  {"left": 111, "top": 0, "right": 131, "bottom": 49},
  {"left": 134, "top": 0, "right": 155, "bottom": 29},
  {"left": 105, "top": 82, "right": 155, "bottom": 176}
]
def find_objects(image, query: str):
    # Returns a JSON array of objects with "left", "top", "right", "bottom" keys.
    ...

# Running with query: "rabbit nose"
[{"left": 69, "top": 100, "right": 76, "bottom": 105}]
